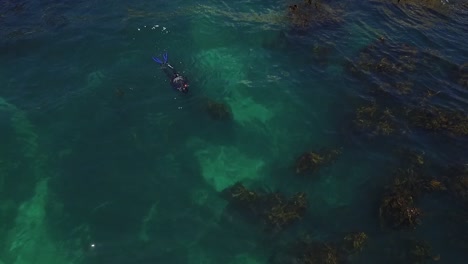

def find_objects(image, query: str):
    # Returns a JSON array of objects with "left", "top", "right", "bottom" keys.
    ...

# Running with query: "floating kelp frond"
[
  {"left": 353, "top": 102, "right": 400, "bottom": 136},
  {"left": 286, "top": 0, "right": 345, "bottom": 30},
  {"left": 346, "top": 40, "right": 422, "bottom": 78},
  {"left": 342, "top": 232, "right": 369, "bottom": 254},
  {"left": 443, "top": 165, "right": 468, "bottom": 206},
  {"left": 380, "top": 184, "right": 423, "bottom": 229},
  {"left": 294, "top": 147, "right": 342, "bottom": 176},
  {"left": 406, "top": 239, "right": 441, "bottom": 263},
  {"left": 379, "top": 165, "right": 447, "bottom": 230},
  {"left": 394, "top": 147, "right": 426, "bottom": 168},
  {"left": 405, "top": 106, "right": 468, "bottom": 136},
  {"left": 270, "top": 236, "right": 341, "bottom": 264},
  {"left": 346, "top": 36, "right": 462, "bottom": 105},
  {"left": 222, "top": 183, "right": 307, "bottom": 232},
  {"left": 270, "top": 230, "right": 370, "bottom": 263}
]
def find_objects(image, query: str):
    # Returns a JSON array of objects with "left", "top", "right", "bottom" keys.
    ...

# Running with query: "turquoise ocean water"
[{"left": 1, "top": 0, "right": 467, "bottom": 263}]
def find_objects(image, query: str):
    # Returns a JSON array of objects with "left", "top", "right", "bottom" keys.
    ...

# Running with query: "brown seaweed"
[
  {"left": 222, "top": 183, "right": 307, "bottom": 232},
  {"left": 353, "top": 103, "right": 399, "bottom": 136},
  {"left": 342, "top": 232, "right": 369, "bottom": 254},
  {"left": 442, "top": 165, "right": 468, "bottom": 206},
  {"left": 379, "top": 166, "right": 445, "bottom": 229},
  {"left": 405, "top": 106, "right": 468, "bottom": 136},
  {"left": 205, "top": 99, "right": 232, "bottom": 120},
  {"left": 270, "top": 232, "right": 371, "bottom": 264},
  {"left": 287, "top": 0, "right": 344, "bottom": 30},
  {"left": 295, "top": 148, "right": 342, "bottom": 175}
]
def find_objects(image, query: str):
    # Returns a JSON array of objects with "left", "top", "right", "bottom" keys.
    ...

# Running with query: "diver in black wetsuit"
[{"left": 152, "top": 52, "right": 189, "bottom": 94}]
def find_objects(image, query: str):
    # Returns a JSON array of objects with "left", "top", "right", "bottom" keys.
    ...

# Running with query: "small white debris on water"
[{"left": 139, "top": 25, "right": 168, "bottom": 33}]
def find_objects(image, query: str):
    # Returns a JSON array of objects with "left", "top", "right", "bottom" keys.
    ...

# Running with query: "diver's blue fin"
[
  {"left": 163, "top": 52, "right": 168, "bottom": 63},
  {"left": 152, "top": 56, "right": 164, "bottom": 64}
]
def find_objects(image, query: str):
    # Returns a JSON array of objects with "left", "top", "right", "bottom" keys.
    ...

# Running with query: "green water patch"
[
  {"left": 0, "top": 98, "right": 83, "bottom": 264},
  {"left": 192, "top": 47, "right": 249, "bottom": 95},
  {"left": 189, "top": 4, "right": 285, "bottom": 50},
  {"left": 5, "top": 179, "right": 83, "bottom": 264},
  {"left": 307, "top": 160, "right": 372, "bottom": 211},
  {"left": 189, "top": 187, "right": 227, "bottom": 221},
  {"left": 137, "top": 185, "right": 228, "bottom": 250},
  {"left": 228, "top": 94, "right": 274, "bottom": 126},
  {"left": 228, "top": 253, "right": 265, "bottom": 264},
  {"left": 0, "top": 97, "right": 41, "bottom": 206},
  {"left": 188, "top": 137, "right": 266, "bottom": 192},
  {"left": 192, "top": 47, "right": 284, "bottom": 141},
  {"left": 187, "top": 246, "right": 265, "bottom": 264},
  {"left": 190, "top": 43, "right": 342, "bottom": 188},
  {"left": 192, "top": 46, "right": 300, "bottom": 128},
  {"left": 189, "top": 16, "right": 241, "bottom": 50}
]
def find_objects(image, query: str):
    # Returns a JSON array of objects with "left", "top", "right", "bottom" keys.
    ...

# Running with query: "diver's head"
[{"left": 173, "top": 75, "right": 189, "bottom": 93}]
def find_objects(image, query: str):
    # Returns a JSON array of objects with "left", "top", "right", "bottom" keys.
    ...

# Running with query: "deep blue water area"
[{"left": 1, "top": 0, "right": 467, "bottom": 263}]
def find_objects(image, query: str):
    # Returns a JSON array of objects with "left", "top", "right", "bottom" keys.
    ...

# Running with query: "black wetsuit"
[{"left": 162, "top": 64, "right": 189, "bottom": 93}]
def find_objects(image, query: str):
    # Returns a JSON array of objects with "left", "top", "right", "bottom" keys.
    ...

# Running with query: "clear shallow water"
[{"left": 0, "top": 0, "right": 467, "bottom": 263}]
